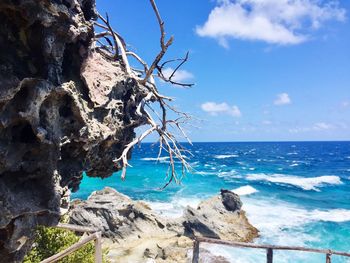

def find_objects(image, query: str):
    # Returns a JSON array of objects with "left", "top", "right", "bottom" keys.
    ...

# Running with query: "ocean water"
[{"left": 73, "top": 142, "right": 350, "bottom": 263}]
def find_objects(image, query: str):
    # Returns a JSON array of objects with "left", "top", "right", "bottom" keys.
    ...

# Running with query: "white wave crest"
[
  {"left": 240, "top": 198, "right": 350, "bottom": 254},
  {"left": 214, "top": 154, "right": 239, "bottom": 159},
  {"left": 232, "top": 185, "right": 258, "bottom": 196},
  {"left": 141, "top": 156, "right": 169, "bottom": 161},
  {"left": 244, "top": 199, "right": 350, "bottom": 235},
  {"left": 146, "top": 197, "right": 201, "bottom": 218},
  {"left": 194, "top": 171, "right": 216, "bottom": 175},
  {"left": 246, "top": 173, "right": 342, "bottom": 191},
  {"left": 217, "top": 170, "right": 242, "bottom": 179}
]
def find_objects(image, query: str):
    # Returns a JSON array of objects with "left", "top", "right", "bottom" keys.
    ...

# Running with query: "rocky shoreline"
[{"left": 68, "top": 187, "right": 258, "bottom": 262}]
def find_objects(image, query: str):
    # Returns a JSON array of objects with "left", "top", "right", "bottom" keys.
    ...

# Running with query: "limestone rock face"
[
  {"left": 69, "top": 187, "right": 173, "bottom": 241},
  {"left": 182, "top": 191, "right": 257, "bottom": 242},
  {"left": 0, "top": 1, "right": 145, "bottom": 261},
  {"left": 69, "top": 188, "right": 259, "bottom": 262}
]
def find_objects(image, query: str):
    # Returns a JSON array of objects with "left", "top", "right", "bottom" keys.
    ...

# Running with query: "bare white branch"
[{"left": 93, "top": 0, "right": 193, "bottom": 188}]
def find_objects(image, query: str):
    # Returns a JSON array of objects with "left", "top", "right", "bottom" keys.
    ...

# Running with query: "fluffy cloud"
[
  {"left": 196, "top": 0, "right": 346, "bottom": 47},
  {"left": 289, "top": 122, "right": 335, "bottom": 133},
  {"left": 161, "top": 68, "right": 194, "bottom": 83},
  {"left": 313, "top": 122, "right": 334, "bottom": 130},
  {"left": 274, "top": 93, "right": 291, "bottom": 105},
  {"left": 201, "top": 102, "right": 242, "bottom": 117}
]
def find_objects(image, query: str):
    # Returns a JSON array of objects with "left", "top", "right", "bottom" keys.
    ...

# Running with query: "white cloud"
[
  {"left": 341, "top": 101, "right": 350, "bottom": 108},
  {"left": 196, "top": 0, "right": 346, "bottom": 46},
  {"left": 161, "top": 67, "right": 194, "bottom": 83},
  {"left": 289, "top": 122, "right": 335, "bottom": 133},
  {"left": 262, "top": 120, "right": 272, "bottom": 125},
  {"left": 274, "top": 93, "right": 291, "bottom": 105},
  {"left": 313, "top": 122, "right": 334, "bottom": 130},
  {"left": 201, "top": 102, "right": 242, "bottom": 117}
]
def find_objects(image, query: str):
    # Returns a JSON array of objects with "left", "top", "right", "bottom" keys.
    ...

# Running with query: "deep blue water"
[{"left": 73, "top": 141, "right": 350, "bottom": 263}]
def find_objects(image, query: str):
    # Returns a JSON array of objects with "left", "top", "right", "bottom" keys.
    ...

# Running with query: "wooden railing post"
[
  {"left": 193, "top": 237, "right": 350, "bottom": 262},
  {"left": 40, "top": 234, "right": 97, "bottom": 263},
  {"left": 94, "top": 232, "right": 102, "bottom": 263},
  {"left": 192, "top": 239, "right": 200, "bottom": 263},
  {"left": 267, "top": 248, "right": 273, "bottom": 263},
  {"left": 40, "top": 224, "right": 104, "bottom": 263}
]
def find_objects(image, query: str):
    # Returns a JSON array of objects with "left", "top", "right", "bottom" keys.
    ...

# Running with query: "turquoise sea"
[{"left": 73, "top": 142, "right": 350, "bottom": 263}]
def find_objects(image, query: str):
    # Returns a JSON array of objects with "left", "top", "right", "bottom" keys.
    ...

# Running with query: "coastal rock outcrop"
[
  {"left": 69, "top": 187, "right": 258, "bottom": 262},
  {"left": 69, "top": 187, "right": 176, "bottom": 241},
  {"left": 182, "top": 189, "right": 256, "bottom": 242},
  {"left": 0, "top": 0, "right": 145, "bottom": 261}
]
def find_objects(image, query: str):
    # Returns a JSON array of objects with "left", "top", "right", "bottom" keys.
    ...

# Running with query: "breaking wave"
[
  {"left": 232, "top": 185, "right": 258, "bottom": 196},
  {"left": 246, "top": 173, "right": 342, "bottom": 191},
  {"left": 214, "top": 154, "right": 239, "bottom": 159},
  {"left": 141, "top": 156, "right": 170, "bottom": 161}
]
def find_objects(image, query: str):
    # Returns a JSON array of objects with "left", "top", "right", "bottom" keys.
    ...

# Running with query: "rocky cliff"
[
  {"left": 69, "top": 188, "right": 258, "bottom": 263},
  {"left": 0, "top": 0, "right": 146, "bottom": 261}
]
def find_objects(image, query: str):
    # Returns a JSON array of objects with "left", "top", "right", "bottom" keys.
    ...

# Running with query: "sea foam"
[
  {"left": 246, "top": 173, "right": 342, "bottom": 191},
  {"left": 214, "top": 154, "right": 239, "bottom": 159},
  {"left": 148, "top": 186, "right": 258, "bottom": 218},
  {"left": 141, "top": 156, "right": 169, "bottom": 161},
  {"left": 244, "top": 199, "right": 350, "bottom": 232},
  {"left": 147, "top": 197, "right": 202, "bottom": 218},
  {"left": 232, "top": 185, "right": 258, "bottom": 196},
  {"left": 230, "top": 198, "right": 350, "bottom": 262}
]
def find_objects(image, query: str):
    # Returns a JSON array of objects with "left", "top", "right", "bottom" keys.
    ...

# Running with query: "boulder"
[
  {"left": 182, "top": 189, "right": 258, "bottom": 242},
  {"left": 220, "top": 189, "right": 242, "bottom": 211},
  {"left": 69, "top": 187, "right": 174, "bottom": 241}
]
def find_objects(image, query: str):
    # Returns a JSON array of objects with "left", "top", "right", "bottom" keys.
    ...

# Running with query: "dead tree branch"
[
  {"left": 156, "top": 52, "right": 194, "bottom": 87},
  {"left": 140, "top": 0, "right": 174, "bottom": 84},
  {"left": 93, "top": 0, "right": 194, "bottom": 188}
]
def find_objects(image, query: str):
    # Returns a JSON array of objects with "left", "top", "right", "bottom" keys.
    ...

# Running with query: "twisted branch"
[{"left": 93, "top": 0, "right": 193, "bottom": 188}]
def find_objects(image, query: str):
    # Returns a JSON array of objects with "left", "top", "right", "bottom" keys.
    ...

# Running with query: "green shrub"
[{"left": 24, "top": 226, "right": 109, "bottom": 263}]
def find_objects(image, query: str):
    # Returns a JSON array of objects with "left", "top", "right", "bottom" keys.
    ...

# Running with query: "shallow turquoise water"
[{"left": 73, "top": 142, "right": 350, "bottom": 262}]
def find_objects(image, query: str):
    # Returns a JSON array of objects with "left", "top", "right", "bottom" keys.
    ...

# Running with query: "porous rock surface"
[
  {"left": 69, "top": 187, "right": 258, "bottom": 262},
  {"left": 182, "top": 189, "right": 257, "bottom": 242},
  {"left": 69, "top": 187, "right": 175, "bottom": 241},
  {"left": 0, "top": 0, "right": 146, "bottom": 261}
]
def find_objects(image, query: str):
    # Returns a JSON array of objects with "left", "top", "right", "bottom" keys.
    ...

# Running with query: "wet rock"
[{"left": 220, "top": 189, "right": 242, "bottom": 211}]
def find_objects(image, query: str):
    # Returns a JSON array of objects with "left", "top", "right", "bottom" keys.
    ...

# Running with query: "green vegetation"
[{"left": 24, "top": 226, "right": 109, "bottom": 263}]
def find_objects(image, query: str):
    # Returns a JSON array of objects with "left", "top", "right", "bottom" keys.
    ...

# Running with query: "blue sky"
[{"left": 96, "top": 0, "right": 350, "bottom": 142}]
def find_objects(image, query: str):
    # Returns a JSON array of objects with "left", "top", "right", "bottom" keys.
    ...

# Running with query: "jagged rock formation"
[
  {"left": 69, "top": 187, "right": 258, "bottom": 262},
  {"left": 0, "top": 0, "right": 145, "bottom": 261},
  {"left": 69, "top": 187, "right": 177, "bottom": 241},
  {"left": 182, "top": 190, "right": 257, "bottom": 242}
]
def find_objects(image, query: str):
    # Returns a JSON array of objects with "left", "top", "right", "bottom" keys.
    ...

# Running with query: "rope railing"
[
  {"left": 39, "top": 223, "right": 102, "bottom": 263},
  {"left": 192, "top": 237, "right": 350, "bottom": 263}
]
